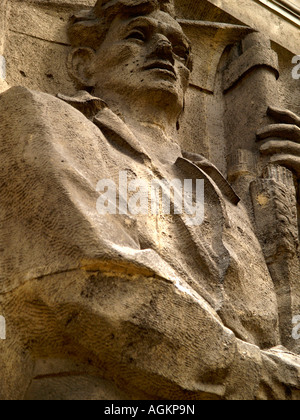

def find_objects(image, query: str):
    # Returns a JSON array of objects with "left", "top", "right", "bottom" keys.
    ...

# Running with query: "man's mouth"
[{"left": 143, "top": 61, "right": 177, "bottom": 79}]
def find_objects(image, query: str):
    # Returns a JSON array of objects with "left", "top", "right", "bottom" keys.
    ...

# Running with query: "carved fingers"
[
  {"left": 267, "top": 106, "right": 300, "bottom": 127},
  {"left": 260, "top": 140, "right": 300, "bottom": 158},
  {"left": 257, "top": 124, "right": 300, "bottom": 143},
  {"left": 261, "top": 151, "right": 300, "bottom": 175},
  {"left": 257, "top": 107, "right": 300, "bottom": 178}
]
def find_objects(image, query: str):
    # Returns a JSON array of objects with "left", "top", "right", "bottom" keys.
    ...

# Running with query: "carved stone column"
[
  {"left": 223, "top": 32, "right": 300, "bottom": 353},
  {"left": 223, "top": 32, "right": 280, "bottom": 204},
  {"left": 251, "top": 165, "right": 300, "bottom": 352}
]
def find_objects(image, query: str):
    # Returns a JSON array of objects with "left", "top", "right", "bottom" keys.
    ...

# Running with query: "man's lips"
[{"left": 143, "top": 61, "right": 177, "bottom": 79}]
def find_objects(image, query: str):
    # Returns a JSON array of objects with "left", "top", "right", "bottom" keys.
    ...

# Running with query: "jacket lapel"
[{"left": 58, "top": 90, "right": 239, "bottom": 207}]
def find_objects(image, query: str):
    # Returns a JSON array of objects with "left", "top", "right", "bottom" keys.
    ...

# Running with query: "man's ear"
[{"left": 67, "top": 47, "right": 96, "bottom": 88}]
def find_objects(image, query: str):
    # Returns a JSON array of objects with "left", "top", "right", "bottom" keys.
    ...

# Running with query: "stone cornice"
[{"left": 255, "top": 0, "right": 300, "bottom": 27}]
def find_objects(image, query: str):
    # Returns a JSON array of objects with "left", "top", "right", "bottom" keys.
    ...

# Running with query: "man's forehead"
[{"left": 119, "top": 11, "right": 185, "bottom": 37}]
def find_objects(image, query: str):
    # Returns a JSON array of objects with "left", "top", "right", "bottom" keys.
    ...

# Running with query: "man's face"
[{"left": 91, "top": 10, "right": 192, "bottom": 112}]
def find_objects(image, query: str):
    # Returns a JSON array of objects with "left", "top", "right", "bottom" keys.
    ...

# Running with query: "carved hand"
[{"left": 257, "top": 106, "right": 300, "bottom": 179}]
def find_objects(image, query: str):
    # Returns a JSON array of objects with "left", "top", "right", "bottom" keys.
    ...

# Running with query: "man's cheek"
[
  {"left": 105, "top": 43, "right": 143, "bottom": 69},
  {"left": 178, "top": 65, "right": 190, "bottom": 91}
]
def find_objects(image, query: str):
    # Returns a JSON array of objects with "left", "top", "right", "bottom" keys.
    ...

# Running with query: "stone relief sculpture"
[{"left": 0, "top": 0, "right": 299, "bottom": 400}]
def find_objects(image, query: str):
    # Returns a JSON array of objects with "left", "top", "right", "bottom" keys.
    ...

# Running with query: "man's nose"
[{"left": 151, "top": 35, "right": 174, "bottom": 64}]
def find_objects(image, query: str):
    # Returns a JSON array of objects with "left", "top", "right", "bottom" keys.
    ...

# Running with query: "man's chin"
[{"left": 139, "top": 80, "right": 183, "bottom": 104}]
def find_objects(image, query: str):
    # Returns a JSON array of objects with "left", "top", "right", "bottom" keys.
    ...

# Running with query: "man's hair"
[{"left": 68, "top": 0, "right": 176, "bottom": 49}]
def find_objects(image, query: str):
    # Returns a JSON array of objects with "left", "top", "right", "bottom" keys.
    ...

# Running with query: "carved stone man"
[{"left": 0, "top": 0, "right": 300, "bottom": 400}]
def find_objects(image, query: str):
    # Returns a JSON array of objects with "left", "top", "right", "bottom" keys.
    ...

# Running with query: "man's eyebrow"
[
  {"left": 125, "top": 17, "right": 157, "bottom": 30},
  {"left": 124, "top": 16, "right": 191, "bottom": 48},
  {"left": 158, "top": 22, "right": 191, "bottom": 47},
  {"left": 171, "top": 31, "right": 190, "bottom": 47}
]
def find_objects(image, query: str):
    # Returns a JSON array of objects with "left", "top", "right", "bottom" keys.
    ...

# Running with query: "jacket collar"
[{"left": 58, "top": 91, "right": 240, "bottom": 205}]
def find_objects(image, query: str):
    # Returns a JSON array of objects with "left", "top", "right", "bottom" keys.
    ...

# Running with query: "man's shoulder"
[
  {"left": 0, "top": 86, "right": 81, "bottom": 118},
  {"left": 0, "top": 86, "right": 107, "bottom": 167},
  {"left": 0, "top": 86, "right": 101, "bottom": 141},
  {"left": 0, "top": 86, "right": 55, "bottom": 106},
  {"left": 0, "top": 87, "right": 107, "bottom": 122}
]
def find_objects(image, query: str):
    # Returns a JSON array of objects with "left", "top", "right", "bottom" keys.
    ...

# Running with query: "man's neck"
[
  {"left": 125, "top": 118, "right": 182, "bottom": 164},
  {"left": 97, "top": 94, "right": 182, "bottom": 164}
]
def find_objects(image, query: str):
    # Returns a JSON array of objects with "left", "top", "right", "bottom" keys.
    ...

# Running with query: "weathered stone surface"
[
  {"left": 0, "top": 0, "right": 299, "bottom": 400},
  {"left": 202, "top": 0, "right": 299, "bottom": 55}
]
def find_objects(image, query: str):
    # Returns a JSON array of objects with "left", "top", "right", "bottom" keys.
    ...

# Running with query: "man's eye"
[
  {"left": 173, "top": 45, "right": 190, "bottom": 62},
  {"left": 126, "top": 30, "right": 146, "bottom": 42}
]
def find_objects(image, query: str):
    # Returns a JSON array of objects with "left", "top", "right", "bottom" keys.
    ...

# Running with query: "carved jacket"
[{"left": 0, "top": 87, "right": 299, "bottom": 399}]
